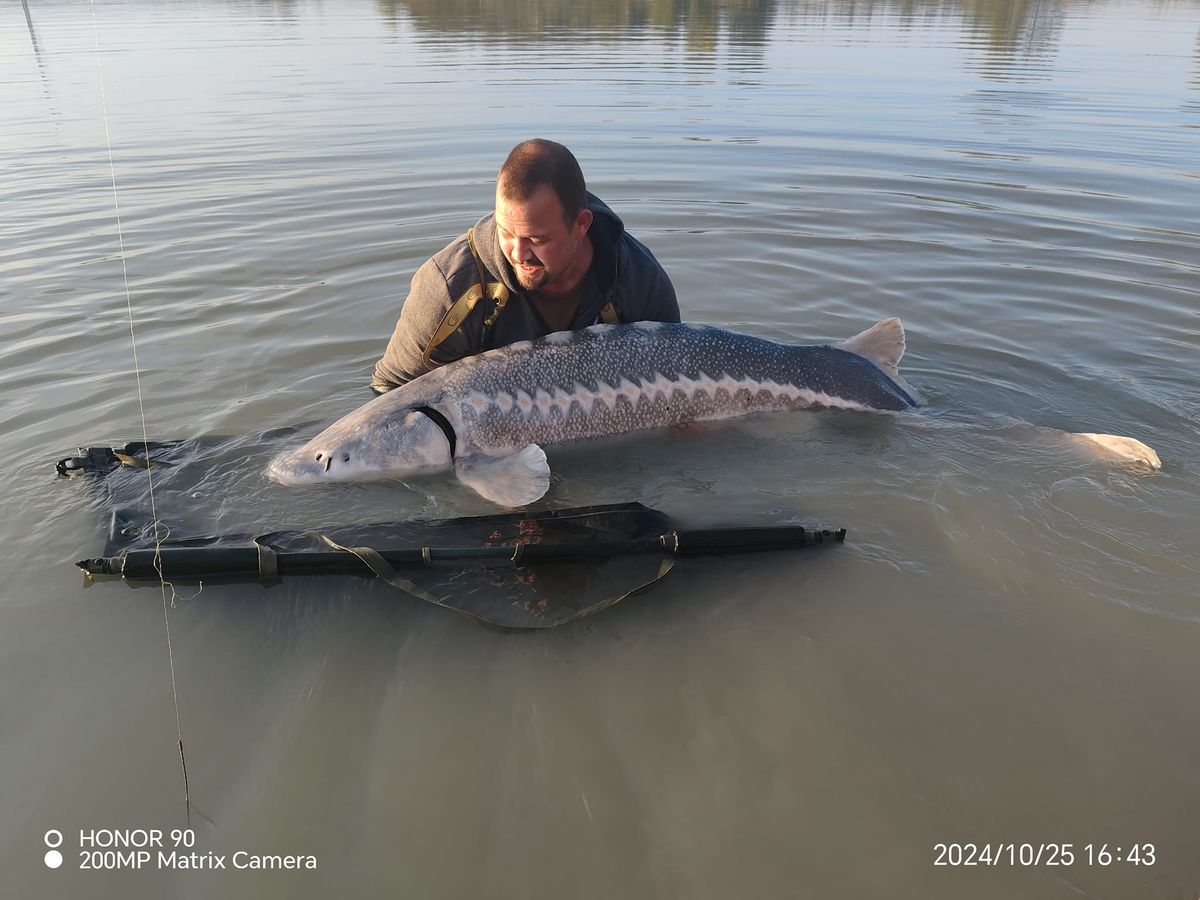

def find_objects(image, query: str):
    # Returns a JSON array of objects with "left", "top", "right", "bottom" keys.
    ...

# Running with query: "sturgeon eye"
[{"left": 342, "top": 454, "right": 350, "bottom": 462}]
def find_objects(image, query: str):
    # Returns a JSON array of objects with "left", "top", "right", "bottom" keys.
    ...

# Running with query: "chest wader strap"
[{"left": 421, "top": 227, "right": 511, "bottom": 369}]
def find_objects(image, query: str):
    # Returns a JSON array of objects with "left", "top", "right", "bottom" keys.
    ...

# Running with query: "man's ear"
[{"left": 574, "top": 208, "right": 593, "bottom": 237}]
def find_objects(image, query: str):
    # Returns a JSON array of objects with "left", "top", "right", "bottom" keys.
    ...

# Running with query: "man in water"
[{"left": 371, "top": 139, "right": 679, "bottom": 392}]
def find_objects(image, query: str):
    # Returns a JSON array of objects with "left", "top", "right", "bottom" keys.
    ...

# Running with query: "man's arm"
[
  {"left": 647, "top": 262, "right": 680, "bottom": 323},
  {"left": 624, "top": 234, "right": 681, "bottom": 326},
  {"left": 371, "top": 258, "right": 458, "bottom": 393},
  {"left": 618, "top": 233, "right": 680, "bottom": 324}
]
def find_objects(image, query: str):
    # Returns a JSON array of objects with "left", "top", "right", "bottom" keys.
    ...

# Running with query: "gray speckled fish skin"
[
  {"left": 266, "top": 319, "right": 918, "bottom": 492},
  {"left": 443, "top": 321, "right": 915, "bottom": 450}
]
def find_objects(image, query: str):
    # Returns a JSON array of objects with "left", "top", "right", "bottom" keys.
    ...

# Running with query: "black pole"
[{"left": 78, "top": 526, "right": 845, "bottom": 583}]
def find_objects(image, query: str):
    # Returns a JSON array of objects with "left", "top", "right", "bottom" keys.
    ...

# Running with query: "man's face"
[{"left": 495, "top": 184, "right": 592, "bottom": 292}]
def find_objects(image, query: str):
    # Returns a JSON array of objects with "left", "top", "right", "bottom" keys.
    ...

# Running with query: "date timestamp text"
[{"left": 934, "top": 842, "right": 1155, "bottom": 867}]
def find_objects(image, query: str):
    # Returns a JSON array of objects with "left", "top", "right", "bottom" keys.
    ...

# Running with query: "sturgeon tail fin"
[
  {"left": 1066, "top": 432, "right": 1162, "bottom": 470},
  {"left": 835, "top": 318, "right": 922, "bottom": 405}
]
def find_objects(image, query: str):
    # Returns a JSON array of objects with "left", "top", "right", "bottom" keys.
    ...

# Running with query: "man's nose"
[{"left": 511, "top": 238, "right": 534, "bottom": 263}]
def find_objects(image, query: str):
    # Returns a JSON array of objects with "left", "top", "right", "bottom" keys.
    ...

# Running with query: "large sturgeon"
[{"left": 267, "top": 318, "right": 920, "bottom": 505}]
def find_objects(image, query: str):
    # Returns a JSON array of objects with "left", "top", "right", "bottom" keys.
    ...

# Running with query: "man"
[{"left": 371, "top": 139, "right": 679, "bottom": 392}]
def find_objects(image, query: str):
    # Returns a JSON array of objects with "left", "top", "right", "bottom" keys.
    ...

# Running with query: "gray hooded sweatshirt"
[{"left": 371, "top": 193, "right": 679, "bottom": 392}]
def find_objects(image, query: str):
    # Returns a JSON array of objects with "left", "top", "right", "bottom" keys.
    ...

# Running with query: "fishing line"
[{"left": 88, "top": 0, "right": 193, "bottom": 826}]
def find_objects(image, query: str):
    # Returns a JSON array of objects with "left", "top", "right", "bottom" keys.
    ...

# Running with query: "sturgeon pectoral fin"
[{"left": 455, "top": 444, "right": 551, "bottom": 507}]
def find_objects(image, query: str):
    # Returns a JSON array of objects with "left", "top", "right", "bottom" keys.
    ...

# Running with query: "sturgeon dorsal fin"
[
  {"left": 834, "top": 317, "right": 921, "bottom": 404},
  {"left": 454, "top": 444, "right": 550, "bottom": 507},
  {"left": 835, "top": 318, "right": 906, "bottom": 378}
]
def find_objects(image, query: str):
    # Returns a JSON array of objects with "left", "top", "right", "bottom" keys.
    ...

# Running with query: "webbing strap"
[
  {"left": 421, "top": 284, "right": 482, "bottom": 368},
  {"left": 466, "top": 227, "right": 491, "bottom": 305},
  {"left": 307, "top": 532, "right": 675, "bottom": 630},
  {"left": 469, "top": 227, "right": 510, "bottom": 327},
  {"left": 545, "top": 557, "right": 676, "bottom": 627},
  {"left": 310, "top": 532, "right": 493, "bottom": 627},
  {"left": 254, "top": 538, "right": 281, "bottom": 587},
  {"left": 421, "top": 228, "right": 510, "bottom": 368},
  {"left": 113, "top": 451, "right": 175, "bottom": 470}
]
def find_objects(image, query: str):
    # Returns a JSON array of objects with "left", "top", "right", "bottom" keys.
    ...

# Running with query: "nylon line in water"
[{"left": 88, "top": 0, "right": 193, "bottom": 827}]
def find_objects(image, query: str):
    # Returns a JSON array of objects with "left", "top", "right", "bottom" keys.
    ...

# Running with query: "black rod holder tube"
[
  {"left": 77, "top": 525, "right": 845, "bottom": 582},
  {"left": 669, "top": 526, "right": 845, "bottom": 555}
]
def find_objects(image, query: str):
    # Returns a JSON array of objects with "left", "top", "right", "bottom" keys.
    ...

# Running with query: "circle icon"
[
  {"left": 44, "top": 830, "right": 63, "bottom": 849},
  {"left": 45, "top": 850, "right": 63, "bottom": 869}
]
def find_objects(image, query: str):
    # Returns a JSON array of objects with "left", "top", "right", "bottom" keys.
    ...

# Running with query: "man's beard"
[{"left": 514, "top": 262, "right": 548, "bottom": 290}]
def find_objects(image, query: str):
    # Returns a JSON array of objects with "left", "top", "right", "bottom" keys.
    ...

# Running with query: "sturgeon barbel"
[{"left": 267, "top": 319, "right": 920, "bottom": 506}]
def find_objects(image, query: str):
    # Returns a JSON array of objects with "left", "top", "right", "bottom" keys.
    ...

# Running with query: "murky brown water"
[{"left": 3, "top": 1, "right": 1199, "bottom": 897}]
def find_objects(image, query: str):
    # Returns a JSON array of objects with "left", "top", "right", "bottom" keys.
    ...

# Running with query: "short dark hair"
[{"left": 497, "top": 139, "right": 587, "bottom": 224}]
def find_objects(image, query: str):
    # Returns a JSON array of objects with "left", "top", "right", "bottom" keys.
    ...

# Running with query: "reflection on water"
[
  {"left": 374, "top": 0, "right": 1144, "bottom": 78},
  {"left": 958, "top": 0, "right": 1066, "bottom": 82},
  {"left": 381, "top": 0, "right": 1066, "bottom": 47},
  {"left": 374, "top": 0, "right": 1200, "bottom": 93},
  {"left": 383, "top": 0, "right": 778, "bottom": 46},
  {"left": 958, "top": 0, "right": 1063, "bottom": 49},
  {"left": 1191, "top": 27, "right": 1200, "bottom": 109},
  {"left": 15, "top": 0, "right": 1199, "bottom": 86}
]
